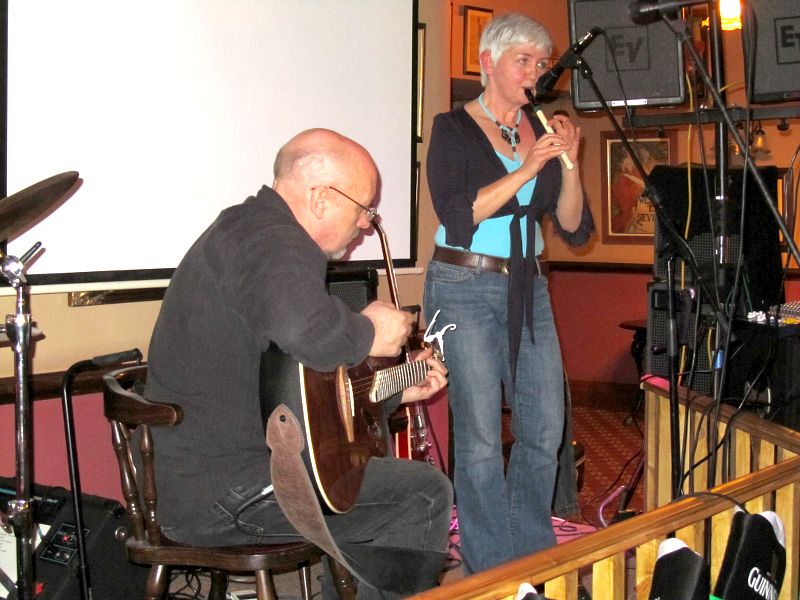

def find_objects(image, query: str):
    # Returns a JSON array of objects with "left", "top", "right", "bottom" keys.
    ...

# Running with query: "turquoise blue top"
[{"left": 434, "top": 151, "right": 543, "bottom": 258}]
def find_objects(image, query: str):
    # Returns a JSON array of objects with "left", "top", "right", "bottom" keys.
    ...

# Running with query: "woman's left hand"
[{"left": 549, "top": 114, "right": 581, "bottom": 167}]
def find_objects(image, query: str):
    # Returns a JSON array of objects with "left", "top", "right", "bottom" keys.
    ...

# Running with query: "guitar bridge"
[{"left": 335, "top": 366, "right": 355, "bottom": 443}]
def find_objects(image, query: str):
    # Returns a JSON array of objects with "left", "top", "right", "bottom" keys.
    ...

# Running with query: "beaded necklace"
[{"left": 478, "top": 93, "right": 522, "bottom": 159}]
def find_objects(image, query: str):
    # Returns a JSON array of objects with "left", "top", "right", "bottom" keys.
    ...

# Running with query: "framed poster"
[
  {"left": 463, "top": 6, "right": 492, "bottom": 76},
  {"left": 416, "top": 23, "right": 426, "bottom": 142},
  {"left": 601, "top": 130, "right": 676, "bottom": 244}
]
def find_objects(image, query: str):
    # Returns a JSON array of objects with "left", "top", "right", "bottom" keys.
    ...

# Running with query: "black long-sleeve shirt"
[{"left": 146, "top": 186, "right": 374, "bottom": 527}]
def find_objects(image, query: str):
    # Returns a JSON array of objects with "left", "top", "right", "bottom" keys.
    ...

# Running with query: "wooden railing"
[
  {"left": 643, "top": 377, "right": 800, "bottom": 509},
  {"left": 410, "top": 379, "right": 800, "bottom": 600}
]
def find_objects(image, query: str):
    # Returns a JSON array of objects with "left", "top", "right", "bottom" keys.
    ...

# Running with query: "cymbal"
[{"left": 0, "top": 171, "right": 81, "bottom": 243}]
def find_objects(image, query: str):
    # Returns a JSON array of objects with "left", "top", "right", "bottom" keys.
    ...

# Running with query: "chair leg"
[
  {"left": 145, "top": 564, "right": 170, "bottom": 600},
  {"left": 329, "top": 559, "right": 357, "bottom": 600},
  {"left": 254, "top": 569, "right": 277, "bottom": 600},
  {"left": 208, "top": 569, "right": 229, "bottom": 600},
  {"left": 298, "top": 562, "right": 313, "bottom": 600}
]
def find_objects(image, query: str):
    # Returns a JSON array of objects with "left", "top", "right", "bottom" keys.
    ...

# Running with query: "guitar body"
[{"left": 261, "top": 344, "right": 401, "bottom": 514}]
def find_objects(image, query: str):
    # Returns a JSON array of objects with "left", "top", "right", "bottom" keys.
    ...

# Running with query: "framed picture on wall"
[
  {"left": 463, "top": 6, "right": 492, "bottom": 76},
  {"left": 601, "top": 130, "right": 676, "bottom": 245},
  {"left": 416, "top": 23, "right": 426, "bottom": 142}
]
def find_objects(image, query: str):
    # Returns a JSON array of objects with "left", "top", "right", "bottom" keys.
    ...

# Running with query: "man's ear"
[{"left": 309, "top": 186, "right": 328, "bottom": 219}]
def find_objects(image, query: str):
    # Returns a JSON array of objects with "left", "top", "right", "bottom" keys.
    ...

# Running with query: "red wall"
[
  {"left": 0, "top": 392, "right": 124, "bottom": 502},
  {"left": 550, "top": 269, "right": 652, "bottom": 385}
]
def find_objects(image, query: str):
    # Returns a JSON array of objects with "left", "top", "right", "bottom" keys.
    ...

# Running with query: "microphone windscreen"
[
  {"left": 712, "top": 510, "right": 785, "bottom": 600},
  {"left": 648, "top": 538, "right": 709, "bottom": 600},
  {"left": 515, "top": 582, "right": 551, "bottom": 600}
]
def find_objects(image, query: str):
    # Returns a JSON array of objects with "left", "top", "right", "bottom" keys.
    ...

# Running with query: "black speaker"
[
  {"left": 650, "top": 165, "right": 784, "bottom": 314},
  {"left": 743, "top": 0, "right": 800, "bottom": 104},
  {"left": 0, "top": 479, "right": 148, "bottom": 600},
  {"left": 715, "top": 320, "right": 800, "bottom": 431},
  {"left": 568, "top": 0, "right": 685, "bottom": 109},
  {"left": 326, "top": 267, "right": 378, "bottom": 313}
]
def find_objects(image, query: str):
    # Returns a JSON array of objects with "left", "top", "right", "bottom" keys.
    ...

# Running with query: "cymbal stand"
[{"left": 1, "top": 241, "right": 43, "bottom": 600}]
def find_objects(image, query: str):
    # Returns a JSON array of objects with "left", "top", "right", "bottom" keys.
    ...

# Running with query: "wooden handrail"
[{"left": 411, "top": 455, "right": 800, "bottom": 600}]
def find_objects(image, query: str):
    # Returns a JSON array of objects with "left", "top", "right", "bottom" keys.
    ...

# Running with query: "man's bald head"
[
  {"left": 272, "top": 128, "right": 379, "bottom": 258},
  {"left": 273, "top": 128, "right": 377, "bottom": 192}
]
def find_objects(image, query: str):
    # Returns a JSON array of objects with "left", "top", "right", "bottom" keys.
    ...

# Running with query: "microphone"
[
  {"left": 628, "top": 0, "right": 708, "bottom": 23},
  {"left": 534, "top": 27, "right": 602, "bottom": 97},
  {"left": 515, "top": 582, "right": 550, "bottom": 600},
  {"left": 713, "top": 510, "right": 786, "bottom": 600},
  {"left": 647, "top": 538, "right": 709, "bottom": 600}
]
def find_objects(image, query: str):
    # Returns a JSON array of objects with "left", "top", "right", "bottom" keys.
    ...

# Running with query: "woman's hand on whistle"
[{"left": 519, "top": 132, "right": 570, "bottom": 180}]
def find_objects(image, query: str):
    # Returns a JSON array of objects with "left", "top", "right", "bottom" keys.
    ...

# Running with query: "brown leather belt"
[{"left": 432, "top": 246, "right": 510, "bottom": 275}]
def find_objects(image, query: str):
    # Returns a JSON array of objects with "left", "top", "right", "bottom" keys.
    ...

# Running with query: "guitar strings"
[{"left": 348, "top": 363, "right": 431, "bottom": 394}]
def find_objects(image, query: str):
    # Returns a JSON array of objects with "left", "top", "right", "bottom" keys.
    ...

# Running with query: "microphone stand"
[
  {"left": 60, "top": 348, "right": 143, "bottom": 600},
  {"left": 566, "top": 55, "right": 729, "bottom": 500},
  {"left": 662, "top": 20, "right": 800, "bottom": 267},
  {"left": 1, "top": 242, "right": 43, "bottom": 600}
]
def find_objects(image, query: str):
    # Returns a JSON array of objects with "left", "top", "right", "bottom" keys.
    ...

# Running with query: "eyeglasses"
[
  {"left": 535, "top": 58, "right": 556, "bottom": 71},
  {"left": 312, "top": 185, "right": 377, "bottom": 222}
]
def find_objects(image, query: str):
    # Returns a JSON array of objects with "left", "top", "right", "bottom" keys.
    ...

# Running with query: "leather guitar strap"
[
  {"left": 267, "top": 404, "right": 447, "bottom": 597},
  {"left": 266, "top": 404, "right": 372, "bottom": 592}
]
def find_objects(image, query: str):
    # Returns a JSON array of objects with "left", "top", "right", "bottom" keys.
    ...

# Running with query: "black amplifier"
[{"left": 0, "top": 478, "right": 148, "bottom": 599}]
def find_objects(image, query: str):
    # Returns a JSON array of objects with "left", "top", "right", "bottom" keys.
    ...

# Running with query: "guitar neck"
[{"left": 371, "top": 359, "right": 429, "bottom": 403}]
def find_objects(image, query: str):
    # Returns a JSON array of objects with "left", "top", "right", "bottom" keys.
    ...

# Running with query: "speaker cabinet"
[
  {"left": 650, "top": 165, "right": 784, "bottom": 314},
  {"left": 568, "top": 0, "right": 685, "bottom": 109},
  {"left": 325, "top": 267, "right": 378, "bottom": 313},
  {"left": 743, "top": 0, "right": 800, "bottom": 103},
  {"left": 0, "top": 479, "right": 148, "bottom": 600}
]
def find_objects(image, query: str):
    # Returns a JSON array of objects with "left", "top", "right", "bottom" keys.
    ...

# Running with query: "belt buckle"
[{"left": 500, "top": 261, "right": 509, "bottom": 275}]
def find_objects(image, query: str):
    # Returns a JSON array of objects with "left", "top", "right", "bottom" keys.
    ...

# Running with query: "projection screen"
[{"left": 3, "top": 0, "right": 417, "bottom": 293}]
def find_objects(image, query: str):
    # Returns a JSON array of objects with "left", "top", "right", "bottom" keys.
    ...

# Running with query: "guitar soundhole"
[{"left": 361, "top": 409, "right": 383, "bottom": 440}]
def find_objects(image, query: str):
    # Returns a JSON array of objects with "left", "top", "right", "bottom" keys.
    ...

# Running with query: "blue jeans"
[{"left": 424, "top": 259, "right": 564, "bottom": 573}]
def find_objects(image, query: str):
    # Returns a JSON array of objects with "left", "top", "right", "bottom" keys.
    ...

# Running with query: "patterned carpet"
[{"left": 571, "top": 386, "right": 645, "bottom": 528}]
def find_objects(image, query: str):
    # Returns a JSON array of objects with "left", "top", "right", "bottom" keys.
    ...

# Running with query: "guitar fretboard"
[{"left": 371, "top": 360, "right": 430, "bottom": 403}]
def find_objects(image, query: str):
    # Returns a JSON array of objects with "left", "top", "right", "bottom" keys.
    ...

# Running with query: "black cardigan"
[{"left": 426, "top": 105, "right": 595, "bottom": 377}]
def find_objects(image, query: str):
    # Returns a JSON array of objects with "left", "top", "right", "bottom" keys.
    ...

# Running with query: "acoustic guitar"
[
  {"left": 261, "top": 220, "right": 449, "bottom": 514},
  {"left": 261, "top": 346, "right": 438, "bottom": 514}
]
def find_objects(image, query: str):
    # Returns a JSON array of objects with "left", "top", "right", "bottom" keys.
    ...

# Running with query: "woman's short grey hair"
[{"left": 479, "top": 13, "right": 553, "bottom": 87}]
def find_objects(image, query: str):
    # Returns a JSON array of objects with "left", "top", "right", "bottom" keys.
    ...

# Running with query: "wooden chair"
[{"left": 102, "top": 365, "right": 344, "bottom": 600}]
